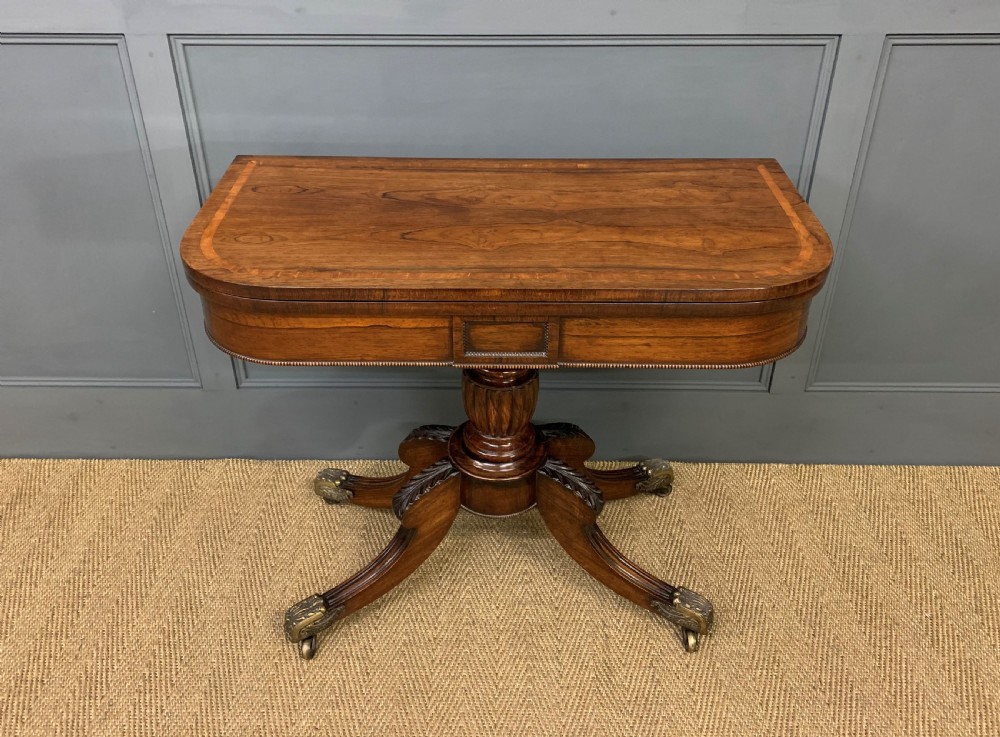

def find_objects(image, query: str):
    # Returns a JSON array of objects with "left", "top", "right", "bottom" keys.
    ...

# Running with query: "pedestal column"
[{"left": 449, "top": 368, "right": 546, "bottom": 516}]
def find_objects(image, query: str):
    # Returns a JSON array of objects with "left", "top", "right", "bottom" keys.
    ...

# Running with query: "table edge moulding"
[{"left": 181, "top": 156, "right": 833, "bottom": 659}]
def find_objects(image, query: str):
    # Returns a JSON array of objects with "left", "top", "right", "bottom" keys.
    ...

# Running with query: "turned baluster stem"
[{"left": 448, "top": 368, "right": 547, "bottom": 515}]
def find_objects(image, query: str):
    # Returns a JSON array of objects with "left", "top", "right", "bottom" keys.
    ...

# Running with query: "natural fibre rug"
[{"left": 1, "top": 460, "right": 998, "bottom": 737}]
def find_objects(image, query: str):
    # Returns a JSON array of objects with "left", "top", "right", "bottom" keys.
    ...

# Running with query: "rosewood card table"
[{"left": 181, "top": 156, "right": 832, "bottom": 659}]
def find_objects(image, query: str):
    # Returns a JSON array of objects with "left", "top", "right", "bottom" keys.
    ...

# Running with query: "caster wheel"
[
  {"left": 299, "top": 636, "right": 317, "bottom": 660},
  {"left": 314, "top": 469, "right": 353, "bottom": 504},
  {"left": 285, "top": 595, "right": 343, "bottom": 661},
  {"left": 635, "top": 459, "right": 674, "bottom": 497},
  {"left": 651, "top": 588, "right": 713, "bottom": 653}
]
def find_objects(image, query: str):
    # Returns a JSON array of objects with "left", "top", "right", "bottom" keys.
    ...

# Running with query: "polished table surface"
[
  {"left": 181, "top": 157, "right": 833, "bottom": 660},
  {"left": 182, "top": 156, "right": 832, "bottom": 369}
]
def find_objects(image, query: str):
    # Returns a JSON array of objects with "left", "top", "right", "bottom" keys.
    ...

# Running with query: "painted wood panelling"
[
  {"left": 2, "top": 2, "right": 1000, "bottom": 463},
  {"left": 810, "top": 36, "right": 1000, "bottom": 392},
  {"left": 0, "top": 36, "right": 199, "bottom": 386}
]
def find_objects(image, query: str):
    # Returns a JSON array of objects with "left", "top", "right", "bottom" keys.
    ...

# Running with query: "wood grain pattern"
[
  {"left": 536, "top": 470, "right": 679, "bottom": 613},
  {"left": 559, "top": 311, "right": 807, "bottom": 366},
  {"left": 450, "top": 369, "right": 547, "bottom": 488},
  {"left": 321, "top": 470, "right": 406, "bottom": 509},
  {"left": 182, "top": 156, "right": 830, "bottom": 369},
  {"left": 317, "top": 473, "right": 461, "bottom": 620},
  {"left": 182, "top": 156, "right": 832, "bottom": 304}
]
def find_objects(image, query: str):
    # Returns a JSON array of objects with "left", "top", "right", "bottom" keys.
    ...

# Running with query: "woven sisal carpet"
[{"left": 1, "top": 459, "right": 998, "bottom": 736}]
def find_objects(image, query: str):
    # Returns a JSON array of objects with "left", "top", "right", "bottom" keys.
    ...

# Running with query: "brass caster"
[
  {"left": 284, "top": 594, "right": 343, "bottom": 661},
  {"left": 314, "top": 469, "right": 353, "bottom": 504},
  {"left": 299, "top": 636, "right": 318, "bottom": 660},
  {"left": 651, "top": 587, "right": 714, "bottom": 652},
  {"left": 635, "top": 459, "right": 674, "bottom": 497}
]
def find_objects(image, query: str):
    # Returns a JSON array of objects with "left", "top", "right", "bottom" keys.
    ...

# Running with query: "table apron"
[{"left": 200, "top": 294, "right": 812, "bottom": 369}]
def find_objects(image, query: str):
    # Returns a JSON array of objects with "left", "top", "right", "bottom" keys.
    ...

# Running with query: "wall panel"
[
  {"left": 810, "top": 36, "right": 1000, "bottom": 392},
  {"left": 0, "top": 36, "right": 199, "bottom": 386},
  {"left": 1, "top": 5, "right": 999, "bottom": 463}
]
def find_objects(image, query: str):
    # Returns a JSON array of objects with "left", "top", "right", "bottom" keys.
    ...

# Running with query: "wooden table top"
[
  {"left": 181, "top": 156, "right": 833, "bottom": 368},
  {"left": 181, "top": 156, "right": 832, "bottom": 305}
]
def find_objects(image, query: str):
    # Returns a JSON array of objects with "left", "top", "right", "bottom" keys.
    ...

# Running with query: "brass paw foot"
[
  {"left": 314, "top": 469, "right": 352, "bottom": 504},
  {"left": 284, "top": 594, "right": 344, "bottom": 659},
  {"left": 313, "top": 467, "right": 409, "bottom": 509},
  {"left": 583, "top": 457, "right": 675, "bottom": 501},
  {"left": 652, "top": 588, "right": 714, "bottom": 652},
  {"left": 635, "top": 459, "right": 674, "bottom": 497}
]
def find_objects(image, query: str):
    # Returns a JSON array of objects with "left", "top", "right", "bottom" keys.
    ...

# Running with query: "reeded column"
[{"left": 448, "top": 368, "right": 546, "bottom": 515}]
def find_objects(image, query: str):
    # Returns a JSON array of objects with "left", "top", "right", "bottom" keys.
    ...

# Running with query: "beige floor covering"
[{"left": 1, "top": 459, "right": 999, "bottom": 736}]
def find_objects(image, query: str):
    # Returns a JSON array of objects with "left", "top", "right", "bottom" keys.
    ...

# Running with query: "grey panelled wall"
[
  {"left": 1, "top": 3, "right": 999, "bottom": 464},
  {"left": 811, "top": 37, "right": 1000, "bottom": 392},
  {"left": 0, "top": 37, "right": 198, "bottom": 386},
  {"left": 174, "top": 36, "right": 836, "bottom": 393}
]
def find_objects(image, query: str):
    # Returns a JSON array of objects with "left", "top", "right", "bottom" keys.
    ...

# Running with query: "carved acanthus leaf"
[
  {"left": 392, "top": 458, "right": 460, "bottom": 520},
  {"left": 403, "top": 425, "right": 456, "bottom": 444},
  {"left": 538, "top": 458, "right": 604, "bottom": 514},
  {"left": 537, "top": 423, "right": 589, "bottom": 441}
]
